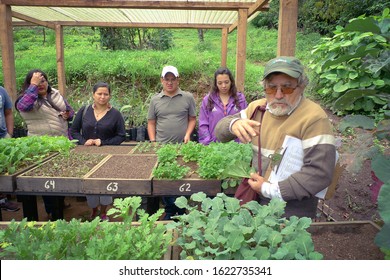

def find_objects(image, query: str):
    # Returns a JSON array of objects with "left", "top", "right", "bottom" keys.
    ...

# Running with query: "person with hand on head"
[
  {"left": 198, "top": 67, "right": 247, "bottom": 145},
  {"left": 70, "top": 82, "right": 126, "bottom": 221},
  {"left": 215, "top": 57, "right": 336, "bottom": 218},
  {"left": 147, "top": 65, "right": 196, "bottom": 220},
  {"left": 16, "top": 69, "right": 74, "bottom": 220},
  {"left": 0, "top": 86, "right": 20, "bottom": 212}
]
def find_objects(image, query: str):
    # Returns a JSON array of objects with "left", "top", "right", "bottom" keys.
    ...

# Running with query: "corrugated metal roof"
[{"left": 7, "top": 0, "right": 269, "bottom": 29}]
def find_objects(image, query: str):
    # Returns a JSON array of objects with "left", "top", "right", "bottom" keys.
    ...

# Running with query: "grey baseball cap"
[{"left": 263, "top": 56, "right": 304, "bottom": 79}]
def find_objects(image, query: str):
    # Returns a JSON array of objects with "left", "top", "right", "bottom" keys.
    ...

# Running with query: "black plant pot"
[
  {"left": 129, "top": 127, "right": 137, "bottom": 141},
  {"left": 13, "top": 128, "right": 28, "bottom": 138},
  {"left": 136, "top": 125, "right": 146, "bottom": 142},
  {"left": 125, "top": 129, "right": 131, "bottom": 142},
  {"left": 190, "top": 128, "right": 198, "bottom": 142}
]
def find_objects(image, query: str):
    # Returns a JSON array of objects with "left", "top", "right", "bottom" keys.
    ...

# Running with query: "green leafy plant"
[
  {"left": 156, "top": 143, "right": 179, "bottom": 163},
  {"left": 179, "top": 141, "right": 203, "bottom": 162},
  {"left": 0, "top": 136, "right": 76, "bottom": 175},
  {"left": 220, "top": 160, "right": 255, "bottom": 190},
  {"left": 153, "top": 141, "right": 252, "bottom": 188},
  {"left": 153, "top": 161, "right": 190, "bottom": 179},
  {"left": 0, "top": 196, "right": 172, "bottom": 260},
  {"left": 167, "top": 192, "right": 322, "bottom": 260},
  {"left": 198, "top": 141, "right": 252, "bottom": 182},
  {"left": 133, "top": 141, "right": 161, "bottom": 153},
  {"left": 373, "top": 155, "right": 390, "bottom": 259},
  {"left": 309, "top": 9, "right": 390, "bottom": 118}
]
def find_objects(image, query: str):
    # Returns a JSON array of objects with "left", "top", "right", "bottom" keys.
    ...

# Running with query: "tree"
[{"left": 98, "top": 27, "right": 173, "bottom": 51}]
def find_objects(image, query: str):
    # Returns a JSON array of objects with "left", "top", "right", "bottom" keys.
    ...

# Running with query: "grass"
[{"left": 1, "top": 25, "right": 322, "bottom": 111}]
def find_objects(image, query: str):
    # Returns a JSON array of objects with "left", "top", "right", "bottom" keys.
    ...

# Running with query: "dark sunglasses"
[{"left": 265, "top": 85, "right": 298, "bottom": 95}]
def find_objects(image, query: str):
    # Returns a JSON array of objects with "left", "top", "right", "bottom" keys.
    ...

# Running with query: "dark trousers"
[{"left": 162, "top": 196, "right": 185, "bottom": 220}]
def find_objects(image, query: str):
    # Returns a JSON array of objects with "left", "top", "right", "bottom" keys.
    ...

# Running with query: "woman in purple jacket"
[{"left": 198, "top": 67, "right": 248, "bottom": 145}]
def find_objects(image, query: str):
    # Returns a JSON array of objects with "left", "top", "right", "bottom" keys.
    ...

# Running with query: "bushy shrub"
[{"left": 309, "top": 9, "right": 390, "bottom": 119}]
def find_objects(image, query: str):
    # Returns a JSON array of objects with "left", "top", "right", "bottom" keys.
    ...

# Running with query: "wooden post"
[
  {"left": 277, "top": 0, "right": 298, "bottom": 56},
  {"left": 235, "top": 9, "right": 248, "bottom": 93},
  {"left": 0, "top": 4, "right": 17, "bottom": 102},
  {"left": 55, "top": 24, "right": 66, "bottom": 96},
  {"left": 221, "top": 27, "right": 228, "bottom": 67}
]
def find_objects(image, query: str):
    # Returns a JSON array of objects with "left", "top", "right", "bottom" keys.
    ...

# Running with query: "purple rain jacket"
[{"left": 198, "top": 91, "right": 247, "bottom": 145}]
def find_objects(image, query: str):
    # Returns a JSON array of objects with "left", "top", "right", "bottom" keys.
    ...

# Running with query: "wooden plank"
[
  {"left": 221, "top": 27, "right": 228, "bottom": 67},
  {"left": 235, "top": 8, "right": 248, "bottom": 93},
  {"left": 153, "top": 178, "right": 221, "bottom": 196},
  {"left": 0, "top": 153, "right": 58, "bottom": 193},
  {"left": 16, "top": 176, "right": 82, "bottom": 193},
  {"left": 0, "top": 4, "right": 17, "bottom": 102},
  {"left": 277, "top": 0, "right": 298, "bottom": 56},
  {"left": 55, "top": 24, "right": 66, "bottom": 97},
  {"left": 2, "top": 1, "right": 253, "bottom": 10},
  {"left": 56, "top": 22, "right": 229, "bottom": 29},
  {"left": 82, "top": 178, "right": 152, "bottom": 195}
]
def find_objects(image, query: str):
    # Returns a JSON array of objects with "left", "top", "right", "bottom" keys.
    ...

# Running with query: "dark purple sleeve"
[{"left": 16, "top": 85, "right": 39, "bottom": 112}]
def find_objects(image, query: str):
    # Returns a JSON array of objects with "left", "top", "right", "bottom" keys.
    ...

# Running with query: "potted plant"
[
  {"left": 120, "top": 93, "right": 152, "bottom": 142},
  {"left": 12, "top": 111, "right": 27, "bottom": 138}
]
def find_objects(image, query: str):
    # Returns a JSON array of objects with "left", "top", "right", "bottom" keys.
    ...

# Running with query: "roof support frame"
[
  {"left": 0, "top": 4, "right": 16, "bottom": 99},
  {"left": 0, "top": 0, "right": 299, "bottom": 100}
]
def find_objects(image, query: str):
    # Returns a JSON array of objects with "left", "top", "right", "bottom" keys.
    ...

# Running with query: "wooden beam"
[
  {"left": 12, "top": 11, "right": 55, "bottom": 28},
  {"left": 0, "top": 4, "right": 17, "bottom": 102},
  {"left": 221, "top": 27, "right": 228, "bottom": 67},
  {"left": 1, "top": 1, "right": 253, "bottom": 10},
  {"left": 228, "top": 0, "right": 269, "bottom": 33},
  {"left": 55, "top": 24, "right": 66, "bottom": 97},
  {"left": 55, "top": 22, "right": 229, "bottom": 29},
  {"left": 277, "top": 0, "right": 297, "bottom": 56},
  {"left": 235, "top": 9, "right": 248, "bottom": 93}
]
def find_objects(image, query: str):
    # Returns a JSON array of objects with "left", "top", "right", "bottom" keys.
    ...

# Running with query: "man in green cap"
[{"left": 215, "top": 56, "right": 336, "bottom": 218}]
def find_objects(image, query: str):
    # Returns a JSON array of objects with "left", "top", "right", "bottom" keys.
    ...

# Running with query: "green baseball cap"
[{"left": 263, "top": 56, "right": 304, "bottom": 79}]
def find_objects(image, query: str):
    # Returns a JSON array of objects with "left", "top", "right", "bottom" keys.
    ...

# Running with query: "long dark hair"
[
  {"left": 206, "top": 67, "right": 241, "bottom": 111},
  {"left": 16, "top": 69, "right": 62, "bottom": 112}
]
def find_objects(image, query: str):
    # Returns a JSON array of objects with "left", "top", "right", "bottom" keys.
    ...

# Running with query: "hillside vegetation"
[{"left": 0, "top": 25, "right": 321, "bottom": 111}]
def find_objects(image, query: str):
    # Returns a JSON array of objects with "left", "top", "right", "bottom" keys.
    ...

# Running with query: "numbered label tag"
[
  {"left": 106, "top": 182, "right": 119, "bottom": 192},
  {"left": 179, "top": 183, "right": 191, "bottom": 192},
  {"left": 44, "top": 180, "right": 55, "bottom": 190}
]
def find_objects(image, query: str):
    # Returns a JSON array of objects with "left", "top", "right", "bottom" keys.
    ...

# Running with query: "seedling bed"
[
  {"left": 16, "top": 153, "right": 107, "bottom": 194},
  {"left": 83, "top": 154, "right": 157, "bottom": 195}
]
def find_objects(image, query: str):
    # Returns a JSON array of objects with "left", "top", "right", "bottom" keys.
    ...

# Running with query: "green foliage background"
[{"left": 0, "top": 25, "right": 321, "bottom": 113}]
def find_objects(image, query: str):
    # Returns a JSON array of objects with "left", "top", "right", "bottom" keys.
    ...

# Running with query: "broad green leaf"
[
  {"left": 174, "top": 196, "right": 188, "bottom": 209},
  {"left": 308, "top": 251, "right": 324, "bottom": 260},
  {"left": 226, "top": 230, "right": 245, "bottom": 251},
  {"left": 373, "top": 79, "right": 385, "bottom": 86},
  {"left": 253, "top": 226, "right": 270, "bottom": 243},
  {"left": 375, "top": 223, "right": 390, "bottom": 249},
  {"left": 295, "top": 234, "right": 315, "bottom": 256},
  {"left": 377, "top": 182, "right": 390, "bottom": 224},
  {"left": 224, "top": 196, "right": 241, "bottom": 213},
  {"left": 372, "top": 155, "right": 390, "bottom": 183},
  {"left": 333, "top": 81, "right": 350, "bottom": 93},
  {"left": 267, "top": 231, "right": 283, "bottom": 247},
  {"left": 253, "top": 246, "right": 271, "bottom": 260},
  {"left": 204, "top": 232, "right": 219, "bottom": 245},
  {"left": 239, "top": 247, "right": 257, "bottom": 260},
  {"left": 348, "top": 72, "right": 359, "bottom": 79},
  {"left": 344, "top": 18, "right": 381, "bottom": 34},
  {"left": 271, "top": 247, "right": 289, "bottom": 260},
  {"left": 339, "top": 115, "right": 376, "bottom": 132},
  {"left": 223, "top": 220, "right": 240, "bottom": 233}
]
